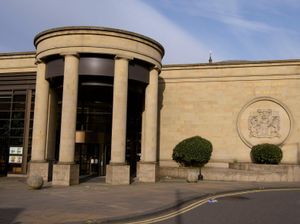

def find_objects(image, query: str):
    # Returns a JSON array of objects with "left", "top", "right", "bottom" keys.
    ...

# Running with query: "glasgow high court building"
[{"left": 1, "top": 27, "right": 300, "bottom": 185}]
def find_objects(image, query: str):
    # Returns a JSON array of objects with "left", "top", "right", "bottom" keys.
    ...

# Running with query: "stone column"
[
  {"left": 52, "top": 53, "right": 79, "bottom": 186},
  {"left": 106, "top": 55, "right": 132, "bottom": 185},
  {"left": 140, "top": 109, "right": 146, "bottom": 161},
  {"left": 45, "top": 88, "right": 58, "bottom": 162},
  {"left": 29, "top": 60, "right": 50, "bottom": 181},
  {"left": 45, "top": 88, "right": 58, "bottom": 180},
  {"left": 138, "top": 67, "right": 160, "bottom": 182}
]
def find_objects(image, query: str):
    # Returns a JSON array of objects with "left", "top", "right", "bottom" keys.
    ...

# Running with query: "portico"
[{"left": 28, "top": 26, "right": 164, "bottom": 185}]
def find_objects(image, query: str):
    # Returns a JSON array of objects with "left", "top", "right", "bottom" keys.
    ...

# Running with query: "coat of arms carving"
[{"left": 248, "top": 109, "right": 280, "bottom": 138}]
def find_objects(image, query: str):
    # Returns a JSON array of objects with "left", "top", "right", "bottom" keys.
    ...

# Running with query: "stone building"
[{"left": 0, "top": 27, "right": 299, "bottom": 185}]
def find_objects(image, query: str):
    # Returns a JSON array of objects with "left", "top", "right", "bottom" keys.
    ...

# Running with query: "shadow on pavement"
[{"left": 0, "top": 208, "right": 23, "bottom": 224}]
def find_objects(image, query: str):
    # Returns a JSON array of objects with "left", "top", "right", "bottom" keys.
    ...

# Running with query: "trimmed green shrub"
[
  {"left": 251, "top": 143, "right": 283, "bottom": 164},
  {"left": 172, "top": 136, "right": 213, "bottom": 167}
]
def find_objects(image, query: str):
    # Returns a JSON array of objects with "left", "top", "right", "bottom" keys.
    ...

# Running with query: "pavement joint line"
[{"left": 98, "top": 187, "right": 300, "bottom": 224}]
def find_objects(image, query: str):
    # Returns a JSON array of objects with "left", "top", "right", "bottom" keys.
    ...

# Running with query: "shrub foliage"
[
  {"left": 251, "top": 143, "right": 283, "bottom": 164},
  {"left": 172, "top": 136, "right": 213, "bottom": 167}
]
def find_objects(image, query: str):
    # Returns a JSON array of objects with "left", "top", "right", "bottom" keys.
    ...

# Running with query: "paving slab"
[{"left": 0, "top": 177, "right": 299, "bottom": 224}]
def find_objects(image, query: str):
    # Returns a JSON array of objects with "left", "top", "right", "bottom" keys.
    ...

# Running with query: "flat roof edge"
[
  {"left": 0, "top": 51, "right": 36, "bottom": 57},
  {"left": 163, "top": 59, "right": 300, "bottom": 69}
]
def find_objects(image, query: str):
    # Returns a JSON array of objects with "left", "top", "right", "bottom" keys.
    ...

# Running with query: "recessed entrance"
[
  {"left": 52, "top": 75, "right": 145, "bottom": 179},
  {"left": 75, "top": 80, "right": 113, "bottom": 177},
  {"left": 75, "top": 132, "right": 109, "bottom": 176}
]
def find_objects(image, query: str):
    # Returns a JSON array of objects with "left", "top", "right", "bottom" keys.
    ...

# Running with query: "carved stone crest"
[
  {"left": 237, "top": 98, "right": 291, "bottom": 147},
  {"left": 248, "top": 109, "right": 280, "bottom": 138}
]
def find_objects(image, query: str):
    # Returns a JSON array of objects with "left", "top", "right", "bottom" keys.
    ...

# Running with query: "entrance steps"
[{"left": 159, "top": 163, "right": 300, "bottom": 182}]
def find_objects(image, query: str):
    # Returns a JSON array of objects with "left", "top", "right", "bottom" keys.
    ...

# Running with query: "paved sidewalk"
[{"left": 0, "top": 177, "right": 299, "bottom": 224}]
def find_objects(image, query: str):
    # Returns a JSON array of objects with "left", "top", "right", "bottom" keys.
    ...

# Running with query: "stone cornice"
[
  {"left": 0, "top": 51, "right": 36, "bottom": 59},
  {"left": 0, "top": 52, "right": 36, "bottom": 73},
  {"left": 34, "top": 26, "right": 165, "bottom": 56}
]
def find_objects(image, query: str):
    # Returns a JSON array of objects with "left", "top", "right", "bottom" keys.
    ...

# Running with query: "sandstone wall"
[{"left": 159, "top": 60, "right": 300, "bottom": 167}]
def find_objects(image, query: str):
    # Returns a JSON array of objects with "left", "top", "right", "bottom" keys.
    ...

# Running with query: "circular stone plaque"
[{"left": 237, "top": 98, "right": 291, "bottom": 147}]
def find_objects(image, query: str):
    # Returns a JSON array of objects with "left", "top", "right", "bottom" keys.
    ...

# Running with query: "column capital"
[
  {"left": 151, "top": 65, "right": 161, "bottom": 74},
  {"left": 115, "top": 54, "right": 133, "bottom": 61},
  {"left": 60, "top": 52, "right": 79, "bottom": 58},
  {"left": 35, "top": 58, "right": 45, "bottom": 65}
]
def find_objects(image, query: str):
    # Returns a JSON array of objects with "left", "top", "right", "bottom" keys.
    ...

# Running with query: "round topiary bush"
[
  {"left": 172, "top": 136, "right": 213, "bottom": 167},
  {"left": 251, "top": 143, "right": 283, "bottom": 164}
]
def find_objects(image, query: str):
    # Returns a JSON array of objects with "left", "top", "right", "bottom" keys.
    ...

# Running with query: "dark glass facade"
[{"left": 0, "top": 90, "right": 34, "bottom": 176}]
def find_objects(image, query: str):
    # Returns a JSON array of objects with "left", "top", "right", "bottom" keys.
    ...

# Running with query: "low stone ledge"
[
  {"left": 160, "top": 164, "right": 300, "bottom": 182},
  {"left": 229, "top": 162, "right": 299, "bottom": 173}
]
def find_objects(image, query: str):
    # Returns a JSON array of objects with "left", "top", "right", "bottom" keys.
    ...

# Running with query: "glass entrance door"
[
  {"left": 73, "top": 80, "right": 112, "bottom": 176},
  {"left": 75, "top": 143, "right": 107, "bottom": 176}
]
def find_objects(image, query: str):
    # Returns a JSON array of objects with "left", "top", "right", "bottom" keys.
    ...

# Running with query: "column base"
[
  {"left": 137, "top": 162, "right": 158, "bottom": 183},
  {"left": 28, "top": 161, "right": 50, "bottom": 182},
  {"left": 52, "top": 163, "right": 79, "bottom": 186},
  {"left": 106, "top": 164, "right": 130, "bottom": 185}
]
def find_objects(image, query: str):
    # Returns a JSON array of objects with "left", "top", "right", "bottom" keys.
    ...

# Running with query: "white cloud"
[
  {"left": 158, "top": 0, "right": 300, "bottom": 60},
  {"left": 1, "top": 0, "right": 299, "bottom": 63},
  {"left": 160, "top": 0, "right": 281, "bottom": 33},
  {"left": 0, "top": 0, "right": 211, "bottom": 64}
]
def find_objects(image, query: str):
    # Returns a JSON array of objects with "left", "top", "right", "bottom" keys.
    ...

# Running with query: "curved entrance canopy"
[{"left": 29, "top": 26, "right": 164, "bottom": 186}]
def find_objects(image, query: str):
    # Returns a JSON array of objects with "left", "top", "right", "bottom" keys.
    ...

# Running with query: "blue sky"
[{"left": 0, "top": 0, "right": 299, "bottom": 64}]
